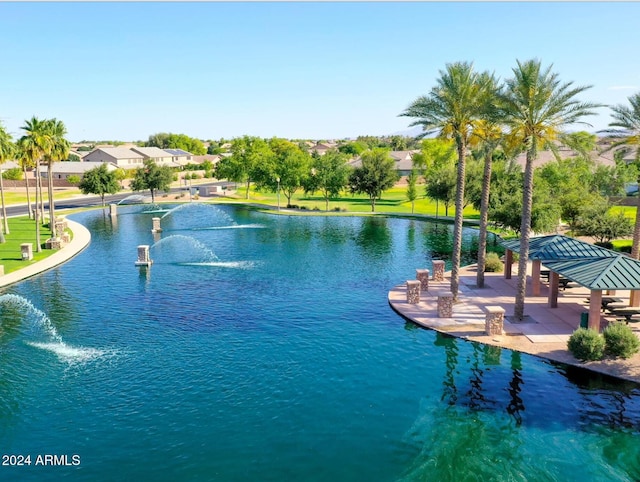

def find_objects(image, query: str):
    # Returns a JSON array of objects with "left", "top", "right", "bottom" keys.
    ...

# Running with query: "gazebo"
[{"left": 501, "top": 235, "right": 640, "bottom": 330}]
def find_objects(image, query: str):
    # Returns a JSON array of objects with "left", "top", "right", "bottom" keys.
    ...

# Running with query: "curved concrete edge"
[
  {"left": 388, "top": 284, "right": 640, "bottom": 385},
  {"left": 0, "top": 219, "right": 91, "bottom": 288}
]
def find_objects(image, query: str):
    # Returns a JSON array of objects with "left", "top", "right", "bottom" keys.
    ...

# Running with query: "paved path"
[
  {"left": 389, "top": 263, "right": 640, "bottom": 384},
  {"left": 0, "top": 219, "right": 91, "bottom": 288}
]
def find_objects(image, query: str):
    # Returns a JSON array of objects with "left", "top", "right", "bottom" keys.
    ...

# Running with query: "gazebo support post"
[
  {"left": 548, "top": 271, "right": 559, "bottom": 308},
  {"left": 588, "top": 290, "right": 603, "bottom": 331},
  {"left": 504, "top": 249, "right": 513, "bottom": 279},
  {"left": 532, "top": 260, "right": 541, "bottom": 297},
  {"left": 630, "top": 290, "right": 640, "bottom": 307}
]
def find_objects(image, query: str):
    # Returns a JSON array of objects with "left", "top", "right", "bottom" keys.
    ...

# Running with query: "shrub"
[
  {"left": 2, "top": 167, "right": 23, "bottom": 180},
  {"left": 567, "top": 328, "right": 605, "bottom": 361},
  {"left": 603, "top": 322, "right": 640, "bottom": 359},
  {"left": 595, "top": 241, "right": 614, "bottom": 250},
  {"left": 484, "top": 252, "right": 504, "bottom": 272}
]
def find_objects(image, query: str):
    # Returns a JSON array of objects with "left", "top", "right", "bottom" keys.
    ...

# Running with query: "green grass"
[
  {"left": 211, "top": 184, "right": 480, "bottom": 219},
  {"left": 0, "top": 217, "right": 54, "bottom": 274},
  {"left": 0, "top": 188, "right": 83, "bottom": 206}
]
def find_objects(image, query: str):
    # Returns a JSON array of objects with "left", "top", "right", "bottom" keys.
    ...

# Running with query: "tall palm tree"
[
  {"left": 18, "top": 116, "right": 53, "bottom": 252},
  {"left": 499, "top": 59, "right": 600, "bottom": 320},
  {"left": 15, "top": 145, "right": 34, "bottom": 220},
  {"left": 400, "top": 61, "right": 491, "bottom": 300},
  {"left": 469, "top": 73, "right": 502, "bottom": 288},
  {"left": 43, "top": 118, "right": 70, "bottom": 231},
  {"left": 600, "top": 92, "right": 640, "bottom": 257},
  {"left": 0, "top": 124, "right": 14, "bottom": 238}
]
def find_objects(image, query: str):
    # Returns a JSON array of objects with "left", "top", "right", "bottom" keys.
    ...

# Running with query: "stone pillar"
[
  {"left": 485, "top": 305, "right": 505, "bottom": 336},
  {"left": 504, "top": 249, "right": 513, "bottom": 279},
  {"left": 588, "top": 290, "right": 603, "bottom": 331},
  {"left": 406, "top": 280, "right": 421, "bottom": 304},
  {"left": 152, "top": 217, "right": 162, "bottom": 233},
  {"left": 54, "top": 220, "right": 66, "bottom": 239},
  {"left": 432, "top": 260, "right": 445, "bottom": 281},
  {"left": 531, "top": 260, "right": 541, "bottom": 296},
  {"left": 416, "top": 269, "right": 430, "bottom": 291},
  {"left": 548, "top": 271, "right": 560, "bottom": 308},
  {"left": 20, "top": 243, "right": 33, "bottom": 261},
  {"left": 134, "top": 245, "right": 153, "bottom": 267},
  {"left": 436, "top": 291, "right": 454, "bottom": 318},
  {"left": 110, "top": 204, "right": 118, "bottom": 217}
]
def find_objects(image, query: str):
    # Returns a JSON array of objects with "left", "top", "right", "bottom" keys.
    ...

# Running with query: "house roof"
[
  {"left": 164, "top": 149, "right": 192, "bottom": 156},
  {"left": 85, "top": 147, "right": 144, "bottom": 160},
  {"left": 131, "top": 147, "right": 172, "bottom": 158},
  {"left": 52, "top": 161, "right": 117, "bottom": 174},
  {"left": 512, "top": 147, "right": 616, "bottom": 170}
]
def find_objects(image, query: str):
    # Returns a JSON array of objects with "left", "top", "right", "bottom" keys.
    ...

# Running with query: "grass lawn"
[
  {"left": 0, "top": 217, "right": 55, "bottom": 274},
  {"left": 0, "top": 188, "right": 83, "bottom": 206},
  {"left": 214, "top": 184, "right": 481, "bottom": 219}
]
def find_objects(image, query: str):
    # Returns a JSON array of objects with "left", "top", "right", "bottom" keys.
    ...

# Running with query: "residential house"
[
  {"left": 164, "top": 148, "right": 194, "bottom": 166},
  {"left": 130, "top": 147, "right": 176, "bottom": 167},
  {"left": 41, "top": 161, "right": 118, "bottom": 180},
  {"left": 82, "top": 147, "right": 145, "bottom": 169}
]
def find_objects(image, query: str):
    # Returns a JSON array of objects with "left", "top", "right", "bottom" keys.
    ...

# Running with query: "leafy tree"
[
  {"left": 255, "top": 138, "right": 311, "bottom": 207},
  {"left": 406, "top": 169, "right": 419, "bottom": 214},
  {"left": 559, "top": 131, "right": 597, "bottom": 158},
  {"left": 78, "top": 163, "right": 120, "bottom": 206},
  {"left": 2, "top": 167, "right": 22, "bottom": 180},
  {"left": 348, "top": 148, "right": 399, "bottom": 212},
  {"left": 68, "top": 153, "right": 81, "bottom": 162},
  {"left": 600, "top": 92, "right": 640, "bottom": 257},
  {"left": 401, "top": 62, "right": 492, "bottom": 300},
  {"left": 304, "top": 149, "right": 350, "bottom": 211},
  {"left": 337, "top": 141, "right": 367, "bottom": 157},
  {"left": 425, "top": 161, "right": 457, "bottom": 217},
  {"left": 574, "top": 204, "right": 633, "bottom": 243},
  {"left": 114, "top": 168, "right": 127, "bottom": 188},
  {"left": 215, "top": 136, "right": 272, "bottom": 199},
  {"left": 499, "top": 59, "right": 600, "bottom": 320},
  {"left": 130, "top": 160, "right": 174, "bottom": 203},
  {"left": 145, "top": 132, "right": 206, "bottom": 155},
  {"left": 67, "top": 175, "right": 81, "bottom": 185},
  {"left": 388, "top": 135, "right": 409, "bottom": 151}
]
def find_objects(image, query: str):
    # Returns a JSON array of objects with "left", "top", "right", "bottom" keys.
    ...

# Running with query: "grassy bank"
[{"left": 0, "top": 217, "right": 54, "bottom": 274}]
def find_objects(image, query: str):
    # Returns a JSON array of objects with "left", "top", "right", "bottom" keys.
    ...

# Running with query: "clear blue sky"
[{"left": 1, "top": 2, "right": 639, "bottom": 142}]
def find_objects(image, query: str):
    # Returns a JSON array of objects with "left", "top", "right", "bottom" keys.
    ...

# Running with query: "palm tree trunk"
[
  {"left": 23, "top": 165, "right": 33, "bottom": 219},
  {"left": 37, "top": 165, "right": 45, "bottom": 227},
  {"left": 476, "top": 148, "right": 493, "bottom": 288},
  {"left": 514, "top": 145, "right": 536, "bottom": 320},
  {"left": 34, "top": 161, "right": 42, "bottom": 252},
  {"left": 48, "top": 161, "right": 55, "bottom": 231},
  {"left": 0, "top": 168, "right": 8, "bottom": 234},
  {"left": 450, "top": 140, "right": 467, "bottom": 302},
  {"left": 632, "top": 177, "right": 640, "bottom": 259}
]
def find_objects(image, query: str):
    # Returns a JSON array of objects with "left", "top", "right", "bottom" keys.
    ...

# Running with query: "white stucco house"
[{"left": 82, "top": 147, "right": 145, "bottom": 169}]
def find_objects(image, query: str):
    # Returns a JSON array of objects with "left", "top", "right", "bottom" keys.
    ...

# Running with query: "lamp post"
[{"left": 276, "top": 177, "right": 280, "bottom": 211}]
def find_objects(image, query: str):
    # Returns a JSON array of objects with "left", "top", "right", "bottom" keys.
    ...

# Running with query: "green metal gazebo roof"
[
  {"left": 543, "top": 255, "right": 640, "bottom": 290},
  {"left": 500, "top": 234, "right": 616, "bottom": 260},
  {"left": 501, "top": 234, "right": 640, "bottom": 290}
]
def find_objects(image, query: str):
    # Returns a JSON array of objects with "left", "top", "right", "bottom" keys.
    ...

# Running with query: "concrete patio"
[{"left": 388, "top": 262, "right": 640, "bottom": 384}]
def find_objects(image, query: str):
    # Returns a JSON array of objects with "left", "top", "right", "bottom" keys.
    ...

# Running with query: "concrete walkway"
[
  {"left": 389, "top": 263, "right": 640, "bottom": 384},
  {"left": 0, "top": 219, "right": 91, "bottom": 288}
]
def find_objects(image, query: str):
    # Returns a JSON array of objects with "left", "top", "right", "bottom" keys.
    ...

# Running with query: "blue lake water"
[{"left": 1, "top": 203, "right": 639, "bottom": 481}]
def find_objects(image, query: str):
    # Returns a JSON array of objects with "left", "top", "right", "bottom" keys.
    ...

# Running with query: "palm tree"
[
  {"left": 499, "top": 59, "right": 600, "bottom": 320},
  {"left": 43, "top": 118, "right": 70, "bottom": 231},
  {"left": 15, "top": 145, "right": 34, "bottom": 220},
  {"left": 18, "top": 116, "right": 53, "bottom": 252},
  {"left": 400, "top": 61, "right": 491, "bottom": 300},
  {"left": 600, "top": 92, "right": 640, "bottom": 257},
  {"left": 469, "top": 73, "right": 502, "bottom": 288},
  {"left": 0, "top": 124, "right": 14, "bottom": 238}
]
